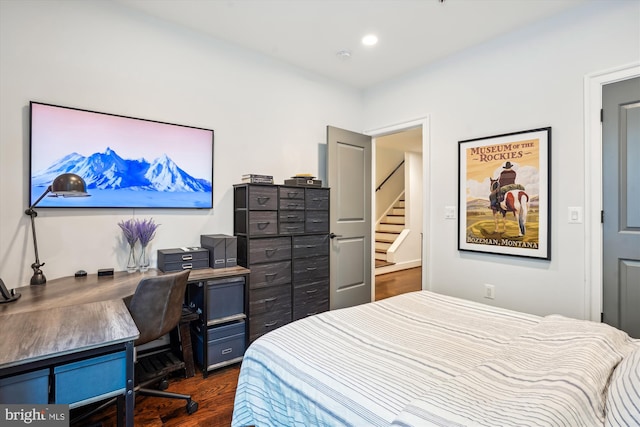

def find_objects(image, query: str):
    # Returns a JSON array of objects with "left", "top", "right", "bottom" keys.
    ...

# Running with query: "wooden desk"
[{"left": 0, "top": 267, "right": 249, "bottom": 426}]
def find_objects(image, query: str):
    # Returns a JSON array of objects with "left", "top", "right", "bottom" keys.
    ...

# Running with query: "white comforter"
[{"left": 231, "top": 291, "right": 638, "bottom": 427}]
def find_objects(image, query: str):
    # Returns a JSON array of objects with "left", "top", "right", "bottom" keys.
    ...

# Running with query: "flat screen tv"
[{"left": 29, "top": 102, "right": 214, "bottom": 208}]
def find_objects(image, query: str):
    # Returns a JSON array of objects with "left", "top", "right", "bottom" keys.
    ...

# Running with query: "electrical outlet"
[{"left": 484, "top": 284, "right": 495, "bottom": 299}]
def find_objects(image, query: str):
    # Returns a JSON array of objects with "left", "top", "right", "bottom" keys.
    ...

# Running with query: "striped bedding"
[{"left": 231, "top": 291, "right": 639, "bottom": 427}]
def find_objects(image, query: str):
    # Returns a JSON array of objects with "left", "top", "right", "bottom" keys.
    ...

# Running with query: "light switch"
[
  {"left": 444, "top": 206, "right": 456, "bottom": 219},
  {"left": 568, "top": 207, "right": 583, "bottom": 224}
]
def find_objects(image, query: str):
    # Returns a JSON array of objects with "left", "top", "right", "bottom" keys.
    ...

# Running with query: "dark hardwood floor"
[{"left": 84, "top": 267, "right": 421, "bottom": 427}]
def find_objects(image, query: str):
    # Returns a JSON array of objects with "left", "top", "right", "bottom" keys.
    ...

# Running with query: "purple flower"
[
  {"left": 118, "top": 219, "right": 138, "bottom": 246},
  {"left": 136, "top": 218, "right": 159, "bottom": 247}
]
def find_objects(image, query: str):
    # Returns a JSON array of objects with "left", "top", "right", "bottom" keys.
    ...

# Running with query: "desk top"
[
  {"left": 0, "top": 266, "right": 250, "bottom": 317},
  {"left": 0, "top": 299, "right": 139, "bottom": 369}
]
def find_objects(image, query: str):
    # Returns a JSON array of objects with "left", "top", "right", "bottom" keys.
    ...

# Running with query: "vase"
[
  {"left": 139, "top": 244, "right": 150, "bottom": 272},
  {"left": 126, "top": 244, "right": 137, "bottom": 273}
]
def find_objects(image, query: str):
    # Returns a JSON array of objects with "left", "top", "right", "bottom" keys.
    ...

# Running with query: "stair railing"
[{"left": 375, "top": 160, "right": 404, "bottom": 192}]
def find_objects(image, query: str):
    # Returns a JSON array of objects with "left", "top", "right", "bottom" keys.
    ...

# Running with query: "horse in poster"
[{"left": 489, "top": 178, "right": 529, "bottom": 236}]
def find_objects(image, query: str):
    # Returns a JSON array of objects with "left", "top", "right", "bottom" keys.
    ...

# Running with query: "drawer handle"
[
  {"left": 264, "top": 297, "right": 277, "bottom": 303},
  {"left": 265, "top": 320, "right": 279, "bottom": 327},
  {"left": 265, "top": 273, "right": 278, "bottom": 281},
  {"left": 265, "top": 248, "right": 278, "bottom": 256},
  {"left": 287, "top": 215, "right": 298, "bottom": 219},
  {"left": 285, "top": 226, "right": 299, "bottom": 230},
  {"left": 181, "top": 254, "right": 193, "bottom": 261},
  {"left": 306, "top": 289, "right": 318, "bottom": 294},
  {"left": 306, "top": 267, "right": 317, "bottom": 271},
  {"left": 287, "top": 192, "right": 300, "bottom": 197},
  {"left": 256, "top": 196, "right": 271, "bottom": 204},
  {"left": 306, "top": 245, "right": 315, "bottom": 248},
  {"left": 257, "top": 221, "right": 271, "bottom": 229},
  {"left": 312, "top": 220, "right": 322, "bottom": 223},
  {"left": 181, "top": 263, "right": 193, "bottom": 269},
  {"left": 221, "top": 348, "right": 233, "bottom": 355}
]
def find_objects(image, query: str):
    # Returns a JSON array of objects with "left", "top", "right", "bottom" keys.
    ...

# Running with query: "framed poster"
[{"left": 458, "top": 127, "right": 551, "bottom": 259}]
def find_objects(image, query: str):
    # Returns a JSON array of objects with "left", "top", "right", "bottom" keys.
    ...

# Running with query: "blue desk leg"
[{"left": 125, "top": 340, "right": 135, "bottom": 427}]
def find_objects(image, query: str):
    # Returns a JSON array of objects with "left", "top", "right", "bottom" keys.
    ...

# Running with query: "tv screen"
[{"left": 29, "top": 102, "right": 214, "bottom": 209}]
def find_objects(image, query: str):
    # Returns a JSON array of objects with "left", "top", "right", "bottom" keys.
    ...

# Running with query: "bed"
[{"left": 231, "top": 291, "right": 640, "bottom": 427}]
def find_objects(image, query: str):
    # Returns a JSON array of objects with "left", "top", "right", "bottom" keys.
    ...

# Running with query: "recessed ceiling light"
[{"left": 362, "top": 34, "right": 378, "bottom": 46}]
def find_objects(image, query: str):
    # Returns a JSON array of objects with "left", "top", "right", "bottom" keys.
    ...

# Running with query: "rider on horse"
[{"left": 490, "top": 162, "right": 525, "bottom": 212}]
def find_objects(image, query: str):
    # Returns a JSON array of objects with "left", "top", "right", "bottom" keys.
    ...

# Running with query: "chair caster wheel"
[
  {"left": 186, "top": 400, "right": 198, "bottom": 415},
  {"left": 159, "top": 379, "right": 169, "bottom": 390}
]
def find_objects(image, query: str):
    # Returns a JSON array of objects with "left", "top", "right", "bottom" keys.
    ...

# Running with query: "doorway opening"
[{"left": 366, "top": 117, "right": 430, "bottom": 300}]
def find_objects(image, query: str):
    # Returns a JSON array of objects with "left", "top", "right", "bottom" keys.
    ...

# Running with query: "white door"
[
  {"left": 602, "top": 77, "right": 640, "bottom": 338},
  {"left": 327, "top": 126, "right": 372, "bottom": 309}
]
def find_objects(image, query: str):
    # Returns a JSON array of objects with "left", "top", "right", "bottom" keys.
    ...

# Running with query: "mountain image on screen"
[{"left": 31, "top": 148, "right": 212, "bottom": 208}]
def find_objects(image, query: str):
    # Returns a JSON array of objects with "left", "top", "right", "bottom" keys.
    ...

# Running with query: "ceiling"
[{"left": 114, "top": 0, "right": 588, "bottom": 90}]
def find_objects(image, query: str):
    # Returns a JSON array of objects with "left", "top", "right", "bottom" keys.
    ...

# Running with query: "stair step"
[
  {"left": 383, "top": 216, "right": 405, "bottom": 225},
  {"left": 379, "top": 223, "right": 403, "bottom": 233},
  {"left": 376, "top": 241, "right": 392, "bottom": 251},
  {"left": 376, "top": 231, "right": 398, "bottom": 239},
  {"left": 391, "top": 207, "right": 405, "bottom": 215},
  {"left": 376, "top": 236, "right": 396, "bottom": 244},
  {"left": 375, "top": 259, "right": 394, "bottom": 268}
]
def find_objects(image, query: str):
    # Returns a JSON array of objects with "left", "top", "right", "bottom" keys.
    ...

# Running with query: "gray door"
[
  {"left": 327, "top": 126, "right": 372, "bottom": 309},
  {"left": 602, "top": 77, "right": 640, "bottom": 338}
]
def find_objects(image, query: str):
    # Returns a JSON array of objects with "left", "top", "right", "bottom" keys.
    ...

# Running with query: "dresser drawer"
[
  {"left": 248, "top": 186, "right": 278, "bottom": 210},
  {"left": 278, "top": 187, "right": 305, "bottom": 210},
  {"left": 293, "top": 280, "right": 329, "bottom": 320},
  {"left": 305, "top": 188, "right": 329, "bottom": 210},
  {"left": 249, "top": 284, "right": 291, "bottom": 341},
  {"left": 305, "top": 211, "right": 328, "bottom": 233},
  {"left": 249, "top": 237, "right": 291, "bottom": 264},
  {"left": 249, "top": 283, "right": 291, "bottom": 315},
  {"left": 293, "top": 256, "right": 329, "bottom": 283},
  {"left": 249, "top": 313, "right": 291, "bottom": 342},
  {"left": 279, "top": 211, "right": 305, "bottom": 235},
  {"left": 293, "top": 234, "right": 329, "bottom": 258},
  {"left": 247, "top": 211, "right": 278, "bottom": 236},
  {"left": 249, "top": 261, "right": 292, "bottom": 288}
]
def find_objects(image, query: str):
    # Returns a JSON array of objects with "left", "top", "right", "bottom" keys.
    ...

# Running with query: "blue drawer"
[
  {"left": 195, "top": 321, "right": 246, "bottom": 368},
  {"left": 0, "top": 369, "right": 49, "bottom": 404},
  {"left": 54, "top": 351, "right": 126, "bottom": 406}
]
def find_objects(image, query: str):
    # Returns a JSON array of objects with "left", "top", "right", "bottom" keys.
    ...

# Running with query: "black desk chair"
[{"left": 125, "top": 269, "right": 198, "bottom": 415}]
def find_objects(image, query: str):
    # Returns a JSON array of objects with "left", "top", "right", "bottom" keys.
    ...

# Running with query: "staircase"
[{"left": 375, "top": 198, "right": 405, "bottom": 268}]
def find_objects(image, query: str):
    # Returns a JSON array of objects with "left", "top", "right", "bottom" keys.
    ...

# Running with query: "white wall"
[
  {"left": 0, "top": 0, "right": 363, "bottom": 287},
  {"left": 375, "top": 145, "right": 404, "bottom": 220},
  {"left": 363, "top": 0, "right": 640, "bottom": 319}
]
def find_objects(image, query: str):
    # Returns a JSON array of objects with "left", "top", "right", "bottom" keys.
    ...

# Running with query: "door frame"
[
  {"left": 584, "top": 62, "right": 640, "bottom": 322},
  {"left": 365, "top": 116, "right": 431, "bottom": 300}
]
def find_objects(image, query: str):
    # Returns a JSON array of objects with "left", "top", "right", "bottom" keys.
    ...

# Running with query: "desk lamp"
[{"left": 25, "top": 173, "right": 89, "bottom": 285}]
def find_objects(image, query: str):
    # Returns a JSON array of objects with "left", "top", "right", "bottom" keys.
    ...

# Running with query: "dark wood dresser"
[{"left": 234, "top": 183, "right": 330, "bottom": 342}]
